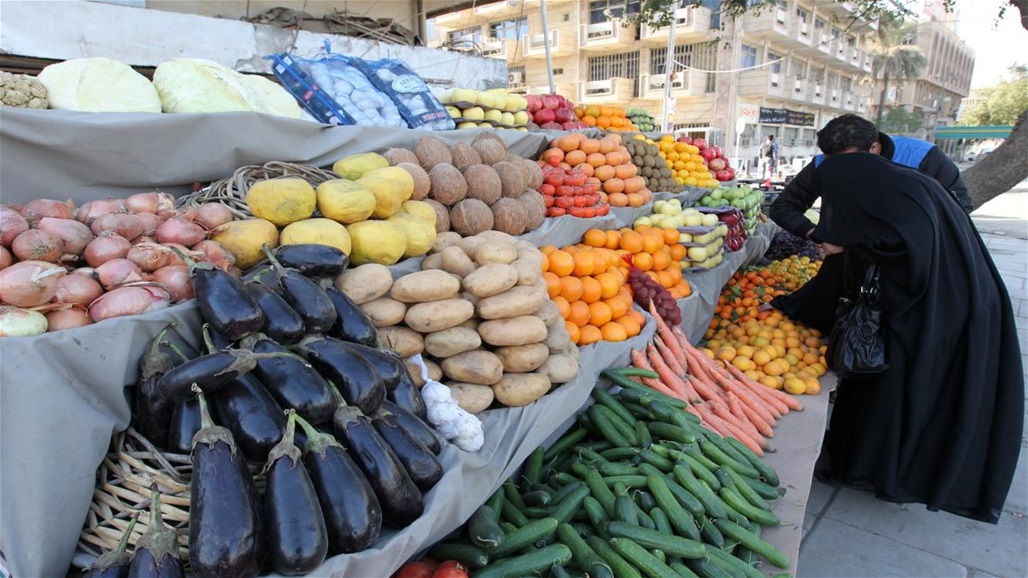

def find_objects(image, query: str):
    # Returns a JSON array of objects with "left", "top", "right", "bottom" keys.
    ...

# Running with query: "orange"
[
  {"left": 627, "top": 309, "right": 645, "bottom": 326},
  {"left": 608, "top": 192, "right": 629, "bottom": 207},
  {"left": 641, "top": 233, "right": 663, "bottom": 254},
  {"left": 605, "top": 230, "right": 621, "bottom": 250},
  {"left": 595, "top": 271, "right": 622, "bottom": 300},
  {"left": 670, "top": 243, "right": 687, "bottom": 261},
  {"left": 591, "top": 250, "right": 610, "bottom": 275},
  {"left": 651, "top": 250, "right": 670, "bottom": 272},
  {"left": 619, "top": 230, "right": 644, "bottom": 253},
  {"left": 661, "top": 228, "right": 679, "bottom": 245},
  {"left": 568, "top": 300, "right": 592, "bottom": 327},
  {"left": 583, "top": 228, "right": 607, "bottom": 248},
  {"left": 559, "top": 276, "right": 584, "bottom": 302},
  {"left": 580, "top": 276, "right": 602, "bottom": 303},
  {"left": 616, "top": 314, "right": 641, "bottom": 337},
  {"left": 565, "top": 149, "right": 587, "bottom": 166},
  {"left": 595, "top": 116, "right": 611, "bottom": 129},
  {"left": 605, "top": 294, "right": 629, "bottom": 319},
  {"left": 582, "top": 115, "right": 597, "bottom": 127},
  {"left": 572, "top": 251, "right": 595, "bottom": 277},
  {"left": 547, "top": 250, "right": 574, "bottom": 277},
  {"left": 552, "top": 295, "right": 571, "bottom": 319},
  {"left": 543, "top": 271, "right": 561, "bottom": 298},
  {"left": 633, "top": 252, "right": 653, "bottom": 272},
  {"left": 600, "top": 321, "right": 628, "bottom": 342},
  {"left": 540, "top": 245, "right": 557, "bottom": 255},
  {"left": 657, "top": 270, "right": 674, "bottom": 288},
  {"left": 579, "top": 324, "right": 603, "bottom": 345},
  {"left": 589, "top": 301, "right": 613, "bottom": 326},
  {"left": 565, "top": 320, "right": 581, "bottom": 345}
]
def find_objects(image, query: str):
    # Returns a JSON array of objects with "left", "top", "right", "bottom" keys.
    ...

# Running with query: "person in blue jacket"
[{"left": 767, "top": 114, "right": 974, "bottom": 333}]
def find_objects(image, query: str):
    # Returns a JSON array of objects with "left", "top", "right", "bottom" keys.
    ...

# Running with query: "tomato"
[
  {"left": 555, "top": 196, "right": 575, "bottom": 209},
  {"left": 573, "top": 196, "right": 589, "bottom": 207},
  {"left": 394, "top": 560, "right": 437, "bottom": 578},
  {"left": 540, "top": 183, "right": 556, "bottom": 196},
  {"left": 543, "top": 195, "right": 555, "bottom": 208},
  {"left": 548, "top": 207, "right": 567, "bottom": 217},
  {"left": 556, "top": 185, "right": 572, "bottom": 197},
  {"left": 582, "top": 207, "right": 597, "bottom": 218},
  {"left": 595, "top": 203, "right": 611, "bottom": 216},
  {"left": 544, "top": 172, "right": 564, "bottom": 187},
  {"left": 432, "top": 568, "right": 469, "bottom": 578}
]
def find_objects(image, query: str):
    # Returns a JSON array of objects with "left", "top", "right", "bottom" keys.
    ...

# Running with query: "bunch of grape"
[
  {"left": 627, "top": 266, "right": 682, "bottom": 327},
  {"left": 764, "top": 230, "right": 822, "bottom": 262}
]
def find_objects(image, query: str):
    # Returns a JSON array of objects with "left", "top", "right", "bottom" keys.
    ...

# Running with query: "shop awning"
[{"left": 934, "top": 125, "right": 1014, "bottom": 140}]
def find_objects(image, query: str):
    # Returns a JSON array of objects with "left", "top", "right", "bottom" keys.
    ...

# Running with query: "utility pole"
[
  {"left": 540, "top": 0, "right": 555, "bottom": 94},
  {"left": 662, "top": 12, "right": 676, "bottom": 133}
]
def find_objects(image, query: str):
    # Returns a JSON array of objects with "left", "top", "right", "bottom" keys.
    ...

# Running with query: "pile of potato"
[{"left": 337, "top": 230, "right": 579, "bottom": 414}]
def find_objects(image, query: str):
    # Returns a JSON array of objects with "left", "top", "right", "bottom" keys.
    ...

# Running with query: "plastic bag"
[
  {"left": 354, "top": 58, "right": 455, "bottom": 131},
  {"left": 407, "top": 354, "right": 483, "bottom": 452},
  {"left": 269, "top": 45, "right": 406, "bottom": 128},
  {"left": 827, "top": 264, "right": 889, "bottom": 378}
]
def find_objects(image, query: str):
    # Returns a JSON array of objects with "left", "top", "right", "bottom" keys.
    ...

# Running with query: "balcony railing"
[
  {"left": 641, "top": 73, "right": 685, "bottom": 99},
  {"left": 579, "top": 21, "right": 638, "bottom": 51},
  {"left": 640, "top": 6, "right": 713, "bottom": 43},
  {"left": 480, "top": 38, "right": 517, "bottom": 60},
  {"left": 578, "top": 78, "right": 637, "bottom": 103},
  {"left": 811, "top": 84, "right": 825, "bottom": 104},
  {"left": 524, "top": 29, "right": 569, "bottom": 58}
]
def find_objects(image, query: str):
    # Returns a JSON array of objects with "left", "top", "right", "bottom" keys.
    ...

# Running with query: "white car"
[{"left": 966, "top": 148, "right": 995, "bottom": 162}]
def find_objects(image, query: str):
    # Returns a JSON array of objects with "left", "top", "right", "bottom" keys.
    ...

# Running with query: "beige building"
[{"left": 429, "top": 0, "right": 877, "bottom": 173}]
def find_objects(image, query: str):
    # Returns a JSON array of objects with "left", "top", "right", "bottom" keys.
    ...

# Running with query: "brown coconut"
[
  {"left": 415, "top": 137, "right": 453, "bottom": 170},
  {"left": 462, "top": 164, "right": 503, "bottom": 206},
  {"left": 450, "top": 198, "right": 494, "bottom": 236},
  {"left": 521, "top": 158, "right": 544, "bottom": 190},
  {"left": 472, "top": 132, "right": 508, "bottom": 165},
  {"left": 450, "top": 143, "right": 483, "bottom": 172},
  {"left": 382, "top": 147, "right": 419, "bottom": 166},
  {"left": 517, "top": 190, "right": 546, "bottom": 231},
  {"left": 424, "top": 198, "right": 451, "bottom": 233},
  {"left": 396, "top": 162, "right": 431, "bottom": 201},
  {"left": 491, "top": 161, "right": 526, "bottom": 199},
  {"left": 491, "top": 198, "right": 527, "bottom": 236},
  {"left": 428, "top": 163, "right": 468, "bottom": 206}
]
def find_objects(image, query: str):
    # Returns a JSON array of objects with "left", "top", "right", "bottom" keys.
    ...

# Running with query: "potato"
[
  {"left": 516, "top": 246, "right": 544, "bottom": 266},
  {"left": 512, "top": 258, "right": 542, "bottom": 287},
  {"left": 440, "top": 245, "right": 476, "bottom": 277},
  {"left": 515, "top": 240, "right": 538, "bottom": 254},
  {"left": 390, "top": 270, "right": 461, "bottom": 303},
  {"left": 442, "top": 350, "right": 504, "bottom": 385},
  {"left": 360, "top": 297, "right": 407, "bottom": 327},
  {"left": 447, "top": 382, "right": 494, "bottom": 414},
  {"left": 432, "top": 231, "right": 462, "bottom": 253},
  {"left": 544, "top": 322, "right": 573, "bottom": 352},
  {"left": 378, "top": 326, "right": 424, "bottom": 357},
  {"left": 478, "top": 315, "right": 548, "bottom": 347},
  {"left": 495, "top": 343, "right": 550, "bottom": 373},
  {"left": 460, "top": 291, "right": 481, "bottom": 307},
  {"left": 424, "top": 326, "right": 482, "bottom": 358},
  {"left": 476, "top": 230, "right": 518, "bottom": 246},
  {"left": 475, "top": 241, "right": 518, "bottom": 265},
  {"left": 335, "top": 263, "right": 393, "bottom": 304},
  {"left": 420, "top": 252, "right": 443, "bottom": 271},
  {"left": 535, "top": 300, "right": 561, "bottom": 328},
  {"left": 404, "top": 360, "right": 426, "bottom": 386},
  {"left": 457, "top": 235, "right": 486, "bottom": 258},
  {"left": 457, "top": 317, "right": 480, "bottom": 331},
  {"left": 404, "top": 298, "right": 475, "bottom": 332},
  {"left": 539, "top": 354, "right": 579, "bottom": 384},
  {"left": 491, "top": 372, "right": 551, "bottom": 407},
  {"left": 477, "top": 286, "right": 547, "bottom": 320},
  {"left": 463, "top": 263, "right": 518, "bottom": 298}
]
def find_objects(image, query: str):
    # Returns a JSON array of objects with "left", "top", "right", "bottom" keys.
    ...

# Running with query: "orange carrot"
[
  {"left": 720, "top": 377, "right": 780, "bottom": 427},
  {"left": 629, "top": 350, "right": 685, "bottom": 399},
  {"left": 631, "top": 348, "right": 655, "bottom": 371},
  {"left": 724, "top": 363, "right": 805, "bottom": 411},
  {"left": 654, "top": 335, "right": 688, "bottom": 378},
  {"left": 693, "top": 403, "right": 733, "bottom": 438},
  {"left": 681, "top": 344, "right": 718, "bottom": 385},
  {"left": 647, "top": 344, "right": 693, "bottom": 401},
  {"left": 729, "top": 391, "right": 775, "bottom": 438},
  {"left": 724, "top": 364, "right": 793, "bottom": 415},
  {"left": 707, "top": 366, "right": 781, "bottom": 421},
  {"left": 710, "top": 399, "right": 766, "bottom": 449},
  {"left": 726, "top": 390, "right": 749, "bottom": 423},
  {"left": 648, "top": 302, "right": 689, "bottom": 362},
  {"left": 700, "top": 405, "right": 765, "bottom": 456},
  {"left": 685, "top": 374, "right": 722, "bottom": 403}
]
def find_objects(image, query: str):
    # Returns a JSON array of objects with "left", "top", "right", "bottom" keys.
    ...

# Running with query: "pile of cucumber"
[
  {"left": 626, "top": 108, "right": 657, "bottom": 133},
  {"left": 428, "top": 368, "right": 791, "bottom": 578}
]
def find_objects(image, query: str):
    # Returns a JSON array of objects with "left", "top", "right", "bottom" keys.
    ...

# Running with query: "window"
[
  {"left": 795, "top": 8, "right": 807, "bottom": 21},
  {"left": 489, "top": 18, "right": 527, "bottom": 41},
  {"left": 814, "top": 18, "right": 825, "bottom": 30},
  {"left": 553, "top": 68, "right": 565, "bottom": 75},
  {"left": 842, "top": 77, "right": 853, "bottom": 91},
  {"left": 589, "top": 0, "right": 640, "bottom": 24},
  {"left": 447, "top": 26, "right": 482, "bottom": 45},
  {"left": 740, "top": 44, "right": 758, "bottom": 69},
  {"left": 587, "top": 51, "right": 641, "bottom": 95},
  {"left": 768, "top": 52, "right": 783, "bottom": 74},
  {"left": 650, "top": 42, "right": 717, "bottom": 92}
]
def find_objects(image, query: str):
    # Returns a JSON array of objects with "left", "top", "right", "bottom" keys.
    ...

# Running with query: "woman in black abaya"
[{"left": 809, "top": 116, "right": 1023, "bottom": 524}]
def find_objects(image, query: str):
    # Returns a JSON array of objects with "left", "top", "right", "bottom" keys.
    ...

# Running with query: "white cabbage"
[
  {"left": 37, "top": 57, "right": 161, "bottom": 113},
  {"left": 153, "top": 58, "right": 300, "bottom": 118}
]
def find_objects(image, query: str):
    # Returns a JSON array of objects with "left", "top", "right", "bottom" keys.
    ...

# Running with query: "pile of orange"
[
  {"left": 701, "top": 258, "right": 826, "bottom": 396},
  {"left": 538, "top": 133, "right": 653, "bottom": 209},
  {"left": 572, "top": 104, "right": 637, "bottom": 132},
  {"left": 594, "top": 227, "right": 693, "bottom": 299},
  {"left": 656, "top": 134, "right": 719, "bottom": 189}
]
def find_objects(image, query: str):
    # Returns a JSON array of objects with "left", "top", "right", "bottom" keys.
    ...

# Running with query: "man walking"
[{"left": 759, "top": 134, "right": 779, "bottom": 185}]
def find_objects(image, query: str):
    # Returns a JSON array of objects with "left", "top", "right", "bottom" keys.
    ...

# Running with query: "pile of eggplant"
[{"left": 122, "top": 244, "right": 444, "bottom": 577}]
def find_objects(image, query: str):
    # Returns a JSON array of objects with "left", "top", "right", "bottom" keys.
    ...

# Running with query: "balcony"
[
  {"left": 435, "top": 11, "right": 462, "bottom": 24},
  {"left": 578, "top": 78, "right": 637, "bottom": 103},
  {"left": 741, "top": 5, "right": 790, "bottom": 41},
  {"left": 862, "top": 52, "right": 874, "bottom": 73},
  {"left": 640, "top": 69, "right": 708, "bottom": 99},
  {"left": 526, "top": 83, "right": 576, "bottom": 98},
  {"left": 828, "top": 88, "right": 841, "bottom": 108},
  {"left": 738, "top": 68, "right": 789, "bottom": 99},
  {"left": 790, "top": 78, "right": 809, "bottom": 101},
  {"left": 580, "top": 21, "right": 638, "bottom": 53},
  {"left": 523, "top": 29, "right": 571, "bottom": 58},
  {"left": 479, "top": 38, "right": 519, "bottom": 60},
  {"left": 811, "top": 83, "right": 825, "bottom": 104},
  {"left": 640, "top": 6, "right": 714, "bottom": 45},
  {"left": 472, "top": 2, "right": 505, "bottom": 17},
  {"left": 843, "top": 93, "right": 856, "bottom": 111},
  {"left": 789, "top": 18, "right": 815, "bottom": 49}
]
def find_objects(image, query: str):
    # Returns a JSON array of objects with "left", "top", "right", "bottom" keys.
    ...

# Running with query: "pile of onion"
[{"left": 0, "top": 196, "right": 239, "bottom": 336}]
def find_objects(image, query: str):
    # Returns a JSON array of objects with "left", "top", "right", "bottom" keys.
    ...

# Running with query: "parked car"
[{"left": 966, "top": 148, "right": 995, "bottom": 163}]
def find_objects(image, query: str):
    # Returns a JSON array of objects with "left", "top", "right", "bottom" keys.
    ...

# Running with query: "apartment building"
[{"left": 430, "top": 0, "right": 876, "bottom": 171}]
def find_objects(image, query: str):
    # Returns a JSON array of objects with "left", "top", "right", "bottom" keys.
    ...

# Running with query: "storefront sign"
[{"left": 759, "top": 106, "right": 815, "bottom": 127}]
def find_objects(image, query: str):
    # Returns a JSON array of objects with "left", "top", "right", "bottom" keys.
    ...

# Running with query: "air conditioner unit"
[
  {"left": 650, "top": 74, "right": 667, "bottom": 88},
  {"left": 509, "top": 70, "right": 525, "bottom": 85}
]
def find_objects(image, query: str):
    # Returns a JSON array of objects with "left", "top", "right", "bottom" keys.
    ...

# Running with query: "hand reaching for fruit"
[{"left": 819, "top": 242, "right": 844, "bottom": 256}]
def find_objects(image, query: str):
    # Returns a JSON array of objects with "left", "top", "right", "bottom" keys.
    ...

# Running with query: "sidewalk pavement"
[{"left": 797, "top": 188, "right": 1028, "bottom": 578}]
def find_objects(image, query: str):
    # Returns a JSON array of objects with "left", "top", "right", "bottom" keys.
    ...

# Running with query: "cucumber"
[
  {"left": 699, "top": 439, "right": 761, "bottom": 479},
  {"left": 428, "top": 542, "right": 489, "bottom": 569},
  {"left": 501, "top": 497, "right": 531, "bottom": 527},
  {"left": 592, "top": 388, "right": 638, "bottom": 426},
  {"left": 611, "top": 537, "right": 683, "bottom": 578},
  {"left": 474, "top": 543, "right": 573, "bottom": 578},
  {"left": 549, "top": 563, "right": 575, "bottom": 578},
  {"left": 686, "top": 557, "right": 733, "bottom": 578},
  {"left": 638, "top": 449, "right": 674, "bottom": 472},
  {"left": 585, "top": 535, "right": 643, "bottom": 578},
  {"left": 469, "top": 504, "right": 506, "bottom": 550},
  {"left": 504, "top": 479, "right": 528, "bottom": 510},
  {"left": 714, "top": 519, "right": 791, "bottom": 569},
  {"left": 590, "top": 404, "right": 639, "bottom": 446},
  {"left": 488, "top": 517, "right": 560, "bottom": 559},
  {"left": 606, "top": 375, "right": 688, "bottom": 410},
  {"left": 550, "top": 484, "right": 590, "bottom": 526},
  {"left": 522, "top": 447, "right": 545, "bottom": 489},
  {"left": 697, "top": 516, "right": 725, "bottom": 548},
  {"left": 635, "top": 421, "right": 653, "bottom": 448},
  {"left": 573, "top": 463, "right": 617, "bottom": 518},
  {"left": 607, "top": 521, "right": 706, "bottom": 559},
  {"left": 615, "top": 486, "right": 639, "bottom": 525},
  {"left": 486, "top": 487, "right": 505, "bottom": 523},
  {"left": 620, "top": 401, "right": 655, "bottom": 420},
  {"left": 670, "top": 561, "right": 702, "bottom": 578},
  {"left": 704, "top": 545, "right": 764, "bottom": 578},
  {"left": 556, "top": 523, "right": 615, "bottom": 578},
  {"left": 552, "top": 481, "right": 587, "bottom": 505},
  {"left": 601, "top": 475, "right": 649, "bottom": 488},
  {"left": 599, "top": 447, "right": 639, "bottom": 461},
  {"left": 599, "top": 462, "right": 640, "bottom": 477},
  {"left": 634, "top": 490, "right": 657, "bottom": 512},
  {"left": 664, "top": 476, "right": 707, "bottom": 518},
  {"left": 719, "top": 486, "right": 780, "bottom": 527},
  {"left": 523, "top": 490, "right": 553, "bottom": 508},
  {"left": 649, "top": 507, "right": 673, "bottom": 536},
  {"left": 581, "top": 496, "right": 611, "bottom": 541},
  {"left": 681, "top": 445, "right": 722, "bottom": 473},
  {"left": 544, "top": 427, "right": 588, "bottom": 463},
  {"left": 647, "top": 421, "right": 696, "bottom": 446},
  {"left": 645, "top": 473, "right": 701, "bottom": 541},
  {"left": 636, "top": 507, "right": 656, "bottom": 530},
  {"left": 577, "top": 446, "right": 608, "bottom": 466},
  {"left": 672, "top": 463, "right": 727, "bottom": 519},
  {"left": 586, "top": 405, "right": 633, "bottom": 447},
  {"left": 724, "top": 437, "right": 780, "bottom": 486},
  {"left": 603, "top": 367, "right": 659, "bottom": 379},
  {"left": 677, "top": 453, "right": 721, "bottom": 490}
]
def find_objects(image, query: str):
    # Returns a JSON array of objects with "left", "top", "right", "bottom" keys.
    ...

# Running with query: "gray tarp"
[{"left": 0, "top": 109, "right": 787, "bottom": 578}]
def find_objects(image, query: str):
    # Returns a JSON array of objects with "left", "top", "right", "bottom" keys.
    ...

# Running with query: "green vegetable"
[{"left": 474, "top": 543, "right": 573, "bottom": 578}]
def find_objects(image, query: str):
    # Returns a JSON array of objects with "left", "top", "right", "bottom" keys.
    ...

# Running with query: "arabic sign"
[{"left": 758, "top": 107, "right": 815, "bottom": 127}]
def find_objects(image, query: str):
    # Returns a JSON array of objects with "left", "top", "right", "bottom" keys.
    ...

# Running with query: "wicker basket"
[
  {"left": 78, "top": 427, "right": 265, "bottom": 560},
  {"left": 174, "top": 161, "right": 342, "bottom": 218}
]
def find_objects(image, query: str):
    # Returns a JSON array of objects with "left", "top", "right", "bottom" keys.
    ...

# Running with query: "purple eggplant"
[
  {"left": 334, "top": 405, "right": 423, "bottom": 526},
  {"left": 172, "top": 247, "right": 263, "bottom": 341},
  {"left": 127, "top": 486, "right": 183, "bottom": 578},
  {"left": 370, "top": 407, "right": 443, "bottom": 492},
  {"left": 295, "top": 413, "right": 382, "bottom": 554},
  {"left": 381, "top": 400, "right": 440, "bottom": 455},
  {"left": 166, "top": 399, "right": 203, "bottom": 455},
  {"left": 263, "top": 411, "right": 329, "bottom": 575},
  {"left": 243, "top": 283, "right": 306, "bottom": 345},
  {"left": 246, "top": 336, "right": 337, "bottom": 425},
  {"left": 134, "top": 324, "right": 193, "bottom": 448},
  {"left": 300, "top": 337, "right": 385, "bottom": 415},
  {"left": 325, "top": 287, "right": 378, "bottom": 347},
  {"left": 188, "top": 388, "right": 263, "bottom": 578},
  {"left": 211, "top": 373, "right": 287, "bottom": 462},
  {"left": 83, "top": 515, "right": 138, "bottom": 578},
  {"left": 273, "top": 244, "right": 349, "bottom": 278},
  {"left": 260, "top": 245, "right": 336, "bottom": 334},
  {"left": 388, "top": 367, "right": 428, "bottom": 421}
]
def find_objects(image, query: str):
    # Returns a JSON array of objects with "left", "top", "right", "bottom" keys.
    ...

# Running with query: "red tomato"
[
  {"left": 573, "top": 196, "right": 589, "bottom": 207},
  {"left": 544, "top": 172, "right": 563, "bottom": 187},
  {"left": 595, "top": 203, "right": 611, "bottom": 216},
  {"left": 394, "top": 560, "right": 437, "bottom": 578},
  {"left": 543, "top": 195, "right": 555, "bottom": 208},
  {"left": 548, "top": 207, "right": 567, "bottom": 217},
  {"left": 555, "top": 196, "right": 575, "bottom": 209},
  {"left": 556, "top": 185, "right": 572, "bottom": 197},
  {"left": 433, "top": 569, "right": 468, "bottom": 578},
  {"left": 540, "top": 183, "right": 555, "bottom": 196}
]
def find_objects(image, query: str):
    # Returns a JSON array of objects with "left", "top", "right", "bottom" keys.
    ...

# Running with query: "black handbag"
[{"left": 826, "top": 260, "right": 889, "bottom": 378}]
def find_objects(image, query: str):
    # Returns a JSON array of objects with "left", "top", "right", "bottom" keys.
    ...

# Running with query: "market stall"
[{"left": 0, "top": 106, "right": 828, "bottom": 578}]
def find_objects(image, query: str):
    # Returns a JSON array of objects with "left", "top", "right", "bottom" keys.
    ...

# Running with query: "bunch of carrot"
[{"left": 627, "top": 303, "right": 804, "bottom": 456}]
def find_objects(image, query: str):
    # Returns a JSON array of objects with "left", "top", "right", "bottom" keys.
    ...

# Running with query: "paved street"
[{"left": 797, "top": 186, "right": 1028, "bottom": 578}]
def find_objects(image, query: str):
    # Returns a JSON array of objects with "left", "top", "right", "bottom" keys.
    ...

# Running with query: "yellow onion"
[
  {"left": 194, "top": 203, "right": 234, "bottom": 231},
  {"left": 127, "top": 243, "right": 183, "bottom": 272},
  {"left": 0, "top": 306, "right": 48, "bottom": 337},
  {"left": 84, "top": 232, "right": 132, "bottom": 267},
  {"left": 0, "top": 207, "right": 29, "bottom": 248},
  {"left": 21, "top": 199, "right": 75, "bottom": 223},
  {"left": 54, "top": 273, "right": 104, "bottom": 305},
  {"left": 0, "top": 260, "right": 66, "bottom": 307},
  {"left": 36, "top": 217, "right": 94, "bottom": 258},
  {"left": 46, "top": 304, "right": 93, "bottom": 331},
  {"left": 192, "top": 240, "right": 236, "bottom": 271},
  {"left": 88, "top": 283, "right": 171, "bottom": 322},
  {"left": 0, "top": 246, "right": 11, "bottom": 271},
  {"left": 95, "top": 258, "right": 143, "bottom": 290},
  {"left": 11, "top": 229, "right": 63, "bottom": 263},
  {"left": 151, "top": 265, "right": 194, "bottom": 303},
  {"left": 91, "top": 212, "right": 145, "bottom": 241},
  {"left": 134, "top": 212, "right": 163, "bottom": 236},
  {"left": 75, "top": 199, "right": 125, "bottom": 225},
  {"left": 155, "top": 217, "right": 206, "bottom": 247}
]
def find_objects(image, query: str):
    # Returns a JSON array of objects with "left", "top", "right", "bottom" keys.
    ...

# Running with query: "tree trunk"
[
  {"left": 961, "top": 109, "right": 1028, "bottom": 210},
  {"left": 875, "top": 68, "right": 890, "bottom": 126}
]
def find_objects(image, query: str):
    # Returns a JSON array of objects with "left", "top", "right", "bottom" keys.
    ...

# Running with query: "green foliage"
[
  {"left": 959, "top": 65, "right": 1028, "bottom": 126},
  {"left": 876, "top": 107, "right": 926, "bottom": 134},
  {"left": 629, "top": 0, "right": 953, "bottom": 29}
]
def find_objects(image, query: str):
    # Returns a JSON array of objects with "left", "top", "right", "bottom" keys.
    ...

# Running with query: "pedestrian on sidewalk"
[
  {"left": 804, "top": 115, "right": 1024, "bottom": 524},
  {"left": 759, "top": 134, "right": 779, "bottom": 185},
  {"left": 767, "top": 114, "right": 974, "bottom": 334}
]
